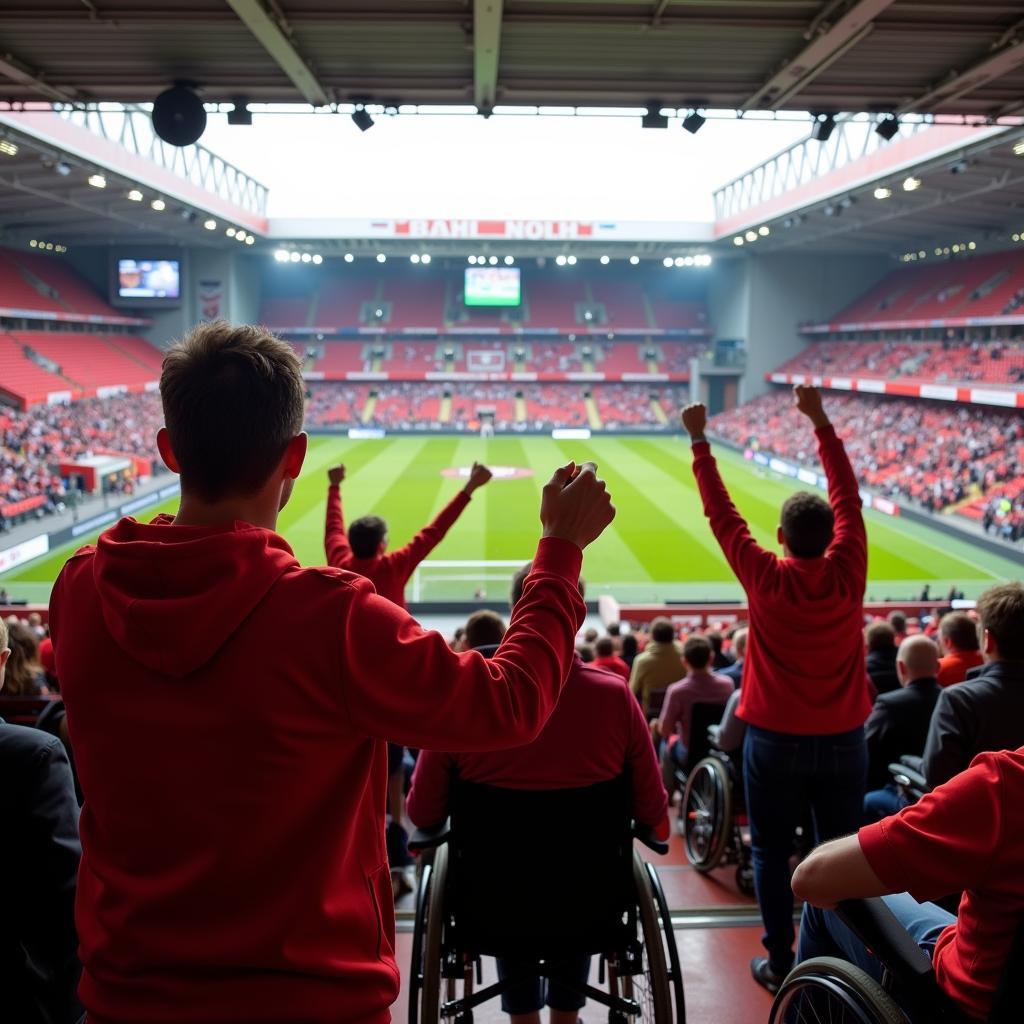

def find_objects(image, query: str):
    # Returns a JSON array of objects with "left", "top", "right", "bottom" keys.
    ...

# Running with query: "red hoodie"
[
  {"left": 49, "top": 515, "right": 585, "bottom": 1024},
  {"left": 325, "top": 484, "right": 470, "bottom": 607},
  {"left": 692, "top": 426, "right": 872, "bottom": 735}
]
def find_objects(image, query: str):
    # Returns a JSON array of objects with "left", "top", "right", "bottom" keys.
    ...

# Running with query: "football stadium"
[{"left": 2, "top": 4, "right": 1024, "bottom": 1024}]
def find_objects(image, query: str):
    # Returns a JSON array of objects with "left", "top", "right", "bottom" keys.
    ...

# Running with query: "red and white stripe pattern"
[{"left": 767, "top": 372, "right": 1024, "bottom": 409}]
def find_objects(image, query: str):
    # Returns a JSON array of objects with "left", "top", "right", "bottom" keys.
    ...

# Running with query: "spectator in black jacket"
[
  {"left": 0, "top": 616, "right": 83, "bottom": 1024},
  {"left": 862, "top": 634, "right": 941, "bottom": 822},
  {"left": 864, "top": 621, "right": 900, "bottom": 695},
  {"left": 719, "top": 627, "right": 747, "bottom": 689},
  {"left": 923, "top": 582, "right": 1024, "bottom": 789},
  {"left": 705, "top": 629, "right": 735, "bottom": 671}
]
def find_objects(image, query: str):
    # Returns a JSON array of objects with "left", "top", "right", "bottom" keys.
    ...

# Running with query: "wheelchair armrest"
[
  {"left": 632, "top": 823, "right": 670, "bottom": 856},
  {"left": 408, "top": 819, "right": 451, "bottom": 854},
  {"left": 888, "top": 761, "right": 928, "bottom": 794},
  {"left": 836, "top": 898, "right": 934, "bottom": 981},
  {"left": 899, "top": 754, "right": 924, "bottom": 773}
]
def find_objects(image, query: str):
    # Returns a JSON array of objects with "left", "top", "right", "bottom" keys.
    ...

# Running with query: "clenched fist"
[
  {"left": 463, "top": 462, "right": 493, "bottom": 495},
  {"left": 327, "top": 464, "right": 346, "bottom": 486},
  {"left": 539, "top": 461, "right": 616, "bottom": 550},
  {"left": 681, "top": 403, "right": 707, "bottom": 439},
  {"left": 793, "top": 385, "right": 830, "bottom": 428}
]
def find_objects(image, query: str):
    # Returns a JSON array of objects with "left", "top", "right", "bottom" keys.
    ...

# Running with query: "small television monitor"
[
  {"left": 116, "top": 258, "right": 181, "bottom": 300},
  {"left": 464, "top": 266, "right": 521, "bottom": 307}
]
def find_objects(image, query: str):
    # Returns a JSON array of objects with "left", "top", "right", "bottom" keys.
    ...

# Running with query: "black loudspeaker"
[{"left": 152, "top": 85, "right": 207, "bottom": 147}]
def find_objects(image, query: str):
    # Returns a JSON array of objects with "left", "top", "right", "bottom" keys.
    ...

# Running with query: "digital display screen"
[
  {"left": 117, "top": 259, "right": 181, "bottom": 299},
  {"left": 464, "top": 267, "right": 521, "bottom": 307}
]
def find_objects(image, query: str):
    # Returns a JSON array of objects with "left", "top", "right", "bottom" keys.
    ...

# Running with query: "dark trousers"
[{"left": 743, "top": 724, "right": 867, "bottom": 974}]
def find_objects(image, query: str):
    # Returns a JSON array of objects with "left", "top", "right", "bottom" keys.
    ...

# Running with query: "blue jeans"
[
  {"left": 863, "top": 783, "right": 907, "bottom": 823},
  {"left": 743, "top": 725, "right": 867, "bottom": 975},
  {"left": 496, "top": 956, "right": 590, "bottom": 1014},
  {"left": 797, "top": 893, "right": 956, "bottom": 1021}
]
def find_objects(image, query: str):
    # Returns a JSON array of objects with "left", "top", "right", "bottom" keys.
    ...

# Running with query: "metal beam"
[
  {"left": 473, "top": 0, "right": 504, "bottom": 116},
  {"left": 741, "top": 0, "right": 897, "bottom": 111},
  {"left": 225, "top": 0, "right": 329, "bottom": 106},
  {"left": 0, "top": 51, "right": 80, "bottom": 104}
]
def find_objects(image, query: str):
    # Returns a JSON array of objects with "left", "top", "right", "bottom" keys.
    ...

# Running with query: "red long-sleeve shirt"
[
  {"left": 50, "top": 515, "right": 585, "bottom": 1024},
  {"left": 324, "top": 484, "right": 470, "bottom": 608},
  {"left": 692, "top": 426, "right": 871, "bottom": 735},
  {"left": 407, "top": 657, "right": 669, "bottom": 836}
]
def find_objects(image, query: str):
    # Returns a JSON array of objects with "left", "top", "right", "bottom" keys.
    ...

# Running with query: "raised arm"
[
  {"left": 390, "top": 462, "right": 493, "bottom": 578},
  {"left": 324, "top": 464, "right": 352, "bottom": 568},
  {"left": 343, "top": 462, "right": 615, "bottom": 752},
  {"left": 682, "top": 403, "right": 776, "bottom": 590}
]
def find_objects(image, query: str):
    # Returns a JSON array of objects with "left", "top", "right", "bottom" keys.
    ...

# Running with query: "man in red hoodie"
[
  {"left": 682, "top": 385, "right": 871, "bottom": 993},
  {"left": 324, "top": 460, "right": 492, "bottom": 609},
  {"left": 48, "top": 320, "right": 615, "bottom": 1024}
]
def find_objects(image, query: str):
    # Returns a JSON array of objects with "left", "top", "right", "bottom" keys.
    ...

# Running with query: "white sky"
[{"left": 200, "top": 110, "right": 811, "bottom": 222}]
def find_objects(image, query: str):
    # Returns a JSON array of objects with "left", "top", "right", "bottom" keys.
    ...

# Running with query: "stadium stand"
[{"left": 11, "top": 332, "right": 160, "bottom": 393}]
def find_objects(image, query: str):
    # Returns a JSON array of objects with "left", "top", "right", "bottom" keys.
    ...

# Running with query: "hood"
[{"left": 93, "top": 514, "right": 299, "bottom": 678}]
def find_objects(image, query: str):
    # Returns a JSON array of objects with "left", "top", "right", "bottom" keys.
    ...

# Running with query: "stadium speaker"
[
  {"left": 152, "top": 85, "right": 207, "bottom": 147},
  {"left": 811, "top": 113, "right": 836, "bottom": 143},
  {"left": 641, "top": 104, "right": 669, "bottom": 130},
  {"left": 875, "top": 115, "right": 899, "bottom": 142},
  {"left": 682, "top": 110, "right": 706, "bottom": 135}
]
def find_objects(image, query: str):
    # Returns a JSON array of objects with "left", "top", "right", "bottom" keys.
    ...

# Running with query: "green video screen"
[{"left": 464, "top": 266, "right": 521, "bottom": 307}]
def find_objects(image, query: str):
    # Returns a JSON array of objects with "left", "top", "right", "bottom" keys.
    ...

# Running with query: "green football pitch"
[{"left": 2, "top": 434, "right": 1019, "bottom": 603}]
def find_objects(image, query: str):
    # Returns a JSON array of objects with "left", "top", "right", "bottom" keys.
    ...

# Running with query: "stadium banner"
[
  {"left": 552, "top": 428, "right": 591, "bottom": 440},
  {"left": 198, "top": 279, "right": 223, "bottom": 322},
  {"left": 467, "top": 349, "right": 507, "bottom": 373},
  {"left": 46, "top": 390, "right": 73, "bottom": 405},
  {"left": 348, "top": 428, "right": 386, "bottom": 439},
  {"left": 768, "top": 372, "right": 1024, "bottom": 409},
  {"left": 0, "top": 533, "right": 50, "bottom": 573}
]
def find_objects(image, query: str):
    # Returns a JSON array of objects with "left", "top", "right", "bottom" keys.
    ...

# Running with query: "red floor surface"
[{"left": 391, "top": 924, "right": 774, "bottom": 1023}]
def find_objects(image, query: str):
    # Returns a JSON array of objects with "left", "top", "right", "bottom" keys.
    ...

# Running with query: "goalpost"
[{"left": 410, "top": 559, "right": 531, "bottom": 602}]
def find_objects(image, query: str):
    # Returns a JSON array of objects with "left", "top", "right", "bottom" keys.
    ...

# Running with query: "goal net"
[{"left": 409, "top": 559, "right": 531, "bottom": 602}]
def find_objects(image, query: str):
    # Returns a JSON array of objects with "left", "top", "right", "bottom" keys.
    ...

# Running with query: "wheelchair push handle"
[{"left": 632, "top": 823, "right": 670, "bottom": 856}]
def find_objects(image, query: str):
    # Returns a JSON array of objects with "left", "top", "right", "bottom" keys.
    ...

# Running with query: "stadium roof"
[{"left": 3, "top": 2, "right": 1024, "bottom": 120}]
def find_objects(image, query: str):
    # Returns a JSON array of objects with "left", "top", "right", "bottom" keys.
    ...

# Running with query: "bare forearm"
[{"left": 791, "top": 834, "right": 888, "bottom": 909}]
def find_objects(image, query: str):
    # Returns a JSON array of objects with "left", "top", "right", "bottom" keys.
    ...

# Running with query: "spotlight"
[
  {"left": 758, "top": 225, "right": 770, "bottom": 236},
  {"left": 421, "top": 254, "right": 431, "bottom": 264},
  {"left": 600, "top": 255, "right": 610, "bottom": 265},
  {"left": 504, "top": 255, "right": 514, "bottom": 265},
  {"left": 289, "top": 251, "right": 301, "bottom": 263},
  {"left": 682, "top": 110, "right": 706, "bottom": 135},
  {"left": 683, "top": 256, "right": 694, "bottom": 266},
  {"left": 410, "top": 253, "right": 420, "bottom": 263},
  {"left": 674, "top": 257, "right": 685, "bottom": 267},
  {"left": 150, "top": 198, "right": 166, "bottom": 211},
  {"left": 312, "top": 254, "right": 323, "bottom": 264},
  {"left": 344, "top": 253, "right": 354, "bottom": 262},
  {"left": 968, "top": 242, "right": 976, "bottom": 250},
  {"left": 376, "top": 253, "right": 386, "bottom": 263},
  {"left": 875, "top": 115, "right": 899, "bottom": 142},
  {"left": 934, "top": 247, "right": 943, "bottom": 255},
  {"left": 87, "top": 173, "right": 107, "bottom": 188},
  {"left": 745, "top": 230, "right": 757, "bottom": 241},
  {"left": 641, "top": 103, "right": 668, "bottom": 130},
  {"left": 29, "top": 239, "right": 36, "bottom": 247},
  {"left": 663, "top": 257, "right": 673, "bottom": 268},
  {"left": 733, "top": 236, "right": 744, "bottom": 246},
  {"left": 152, "top": 84, "right": 207, "bottom": 147},
  {"left": 555, "top": 255, "right": 567, "bottom": 266},
  {"left": 352, "top": 106, "right": 375, "bottom": 132},
  {"left": 903, "top": 176, "right": 921, "bottom": 191},
  {"left": 918, "top": 250, "right": 926, "bottom": 258},
  {"left": 567, "top": 255, "right": 577, "bottom": 265},
  {"left": 873, "top": 186, "right": 892, "bottom": 200},
  {"left": 811, "top": 113, "right": 836, "bottom": 143},
  {"left": 468, "top": 255, "right": 477, "bottom": 264},
  {"left": 301, "top": 253, "right": 312, "bottom": 263},
  {"left": 824, "top": 203, "right": 837, "bottom": 217},
  {"left": 489, "top": 256, "right": 498, "bottom": 265},
  {"left": 0, "top": 139, "right": 18, "bottom": 156},
  {"left": 45, "top": 242, "right": 53, "bottom": 250},
  {"left": 127, "top": 189, "right": 144, "bottom": 202},
  {"left": 227, "top": 102, "right": 252, "bottom": 127},
  {"left": 629, "top": 255, "right": 640, "bottom": 265},
  {"left": 274, "top": 249, "right": 289, "bottom": 262},
  {"left": 236, "top": 232, "right": 248, "bottom": 242},
  {"left": 244, "top": 235, "right": 255, "bottom": 245},
  {"left": 226, "top": 227, "right": 237, "bottom": 237},
  {"left": 204, "top": 218, "right": 217, "bottom": 230},
  {"left": 54, "top": 161, "right": 71, "bottom": 177}
]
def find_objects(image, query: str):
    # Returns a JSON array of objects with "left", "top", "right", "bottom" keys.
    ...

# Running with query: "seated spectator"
[
  {"left": 407, "top": 563, "right": 668, "bottom": 1024},
  {"left": 719, "top": 627, "right": 747, "bottom": 689},
  {"left": 708, "top": 687, "right": 745, "bottom": 755},
  {"left": 936, "top": 610, "right": 983, "bottom": 687},
  {"left": 620, "top": 633, "right": 639, "bottom": 669},
  {"left": 463, "top": 608, "right": 506, "bottom": 652},
  {"left": 0, "top": 615, "right": 83, "bottom": 1024},
  {"left": 862, "top": 635, "right": 941, "bottom": 823},
  {"left": 628, "top": 617, "right": 683, "bottom": 716},
  {"left": 592, "top": 635, "right": 630, "bottom": 681},
  {"left": 923, "top": 582, "right": 1024, "bottom": 790},
  {"left": 865, "top": 621, "right": 900, "bottom": 695},
  {"left": 705, "top": 629, "right": 734, "bottom": 670},
  {"left": 654, "top": 635, "right": 734, "bottom": 790},
  {"left": 4, "top": 620, "right": 48, "bottom": 696},
  {"left": 576, "top": 643, "right": 595, "bottom": 663},
  {"left": 792, "top": 745, "right": 1024, "bottom": 1024}
]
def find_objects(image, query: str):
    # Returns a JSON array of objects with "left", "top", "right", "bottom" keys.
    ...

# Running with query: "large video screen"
[
  {"left": 117, "top": 258, "right": 181, "bottom": 300},
  {"left": 464, "top": 267, "right": 521, "bottom": 307}
]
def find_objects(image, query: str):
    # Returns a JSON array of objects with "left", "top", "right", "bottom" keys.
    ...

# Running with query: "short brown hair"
[
  {"left": 464, "top": 609, "right": 506, "bottom": 649},
  {"left": 595, "top": 636, "right": 615, "bottom": 657},
  {"left": 683, "top": 635, "right": 712, "bottom": 670},
  {"left": 510, "top": 562, "right": 584, "bottom": 607},
  {"left": 975, "top": 582, "right": 1024, "bottom": 660},
  {"left": 160, "top": 320, "right": 305, "bottom": 502},
  {"left": 649, "top": 617, "right": 675, "bottom": 644},
  {"left": 780, "top": 491, "right": 834, "bottom": 559},
  {"left": 865, "top": 621, "right": 896, "bottom": 652},
  {"left": 939, "top": 611, "right": 979, "bottom": 652}
]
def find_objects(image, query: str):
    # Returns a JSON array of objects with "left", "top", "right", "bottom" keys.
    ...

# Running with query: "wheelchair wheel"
[
  {"left": 417, "top": 843, "right": 448, "bottom": 1023},
  {"left": 681, "top": 757, "right": 732, "bottom": 872},
  {"left": 625, "top": 850, "right": 674, "bottom": 1022},
  {"left": 643, "top": 860, "right": 687, "bottom": 1024},
  {"left": 769, "top": 956, "right": 909, "bottom": 1024}
]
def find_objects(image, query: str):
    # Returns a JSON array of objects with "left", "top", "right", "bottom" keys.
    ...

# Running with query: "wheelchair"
[
  {"left": 674, "top": 703, "right": 755, "bottom": 897},
  {"left": 407, "top": 774, "right": 686, "bottom": 1023},
  {"left": 769, "top": 897, "right": 1024, "bottom": 1023}
]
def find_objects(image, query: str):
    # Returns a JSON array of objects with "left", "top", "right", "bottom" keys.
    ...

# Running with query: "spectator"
[
  {"left": 592, "top": 635, "right": 630, "bottom": 681},
  {"left": 936, "top": 611, "right": 983, "bottom": 687},
  {"left": 683, "top": 386, "right": 870, "bottom": 993},
  {"left": 709, "top": 687, "right": 746, "bottom": 755},
  {"left": 620, "top": 633, "right": 639, "bottom": 670},
  {"left": 862, "top": 635, "right": 941, "bottom": 822},
  {"left": 407, "top": 563, "right": 668, "bottom": 1024},
  {"left": 49, "top": 320, "right": 615, "bottom": 1024},
  {"left": 923, "top": 581, "right": 1024, "bottom": 789},
  {"left": 0, "top": 614, "right": 83, "bottom": 1024},
  {"left": 463, "top": 609, "right": 506, "bottom": 651},
  {"left": 705, "top": 629, "right": 734, "bottom": 670},
  {"left": 5, "top": 620, "right": 49, "bottom": 696},
  {"left": 628, "top": 617, "right": 683, "bottom": 716},
  {"left": 324, "top": 460, "right": 492, "bottom": 610},
  {"left": 887, "top": 610, "right": 908, "bottom": 644},
  {"left": 720, "top": 627, "right": 747, "bottom": 689},
  {"left": 654, "top": 635, "right": 734, "bottom": 790},
  {"left": 865, "top": 621, "right": 900, "bottom": 695},
  {"left": 792, "top": 745, "right": 1024, "bottom": 1024},
  {"left": 583, "top": 627, "right": 599, "bottom": 645}
]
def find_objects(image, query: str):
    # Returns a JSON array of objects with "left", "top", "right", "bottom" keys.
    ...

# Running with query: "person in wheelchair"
[
  {"left": 790, "top": 743, "right": 1024, "bottom": 1023},
  {"left": 407, "top": 564, "right": 669, "bottom": 1023},
  {"left": 653, "top": 635, "right": 733, "bottom": 791}
]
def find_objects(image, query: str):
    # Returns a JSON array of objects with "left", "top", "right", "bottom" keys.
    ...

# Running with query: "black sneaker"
[{"left": 750, "top": 956, "right": 786, "bottom": 994}]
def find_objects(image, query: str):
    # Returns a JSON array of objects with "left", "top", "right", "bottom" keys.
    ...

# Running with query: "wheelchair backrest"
[
  {"left": 445, "top": 774, "right": 635, "bottom": 960},
  {"left": 687, "top": 701, "right": 728, "bottom": 770}
]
